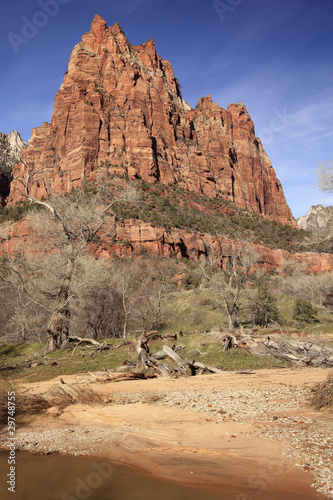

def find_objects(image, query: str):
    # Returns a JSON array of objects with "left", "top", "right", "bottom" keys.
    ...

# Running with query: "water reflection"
[{"left": 0, "top": 452, "right": 224, "bottom": 500}]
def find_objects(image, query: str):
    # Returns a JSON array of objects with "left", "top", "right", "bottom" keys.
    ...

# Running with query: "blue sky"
[{"left": 1, "top": 0, "right": 333, "bottom": 218}]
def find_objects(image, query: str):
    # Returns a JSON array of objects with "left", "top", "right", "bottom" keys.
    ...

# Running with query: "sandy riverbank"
[{"left": 1, "top": 367, "right": 332, "bottom": 499}]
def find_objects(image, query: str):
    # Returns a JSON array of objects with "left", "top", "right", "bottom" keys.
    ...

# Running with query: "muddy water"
[{"left": 0, "top": 452, "right": 224, "bottom": 500}]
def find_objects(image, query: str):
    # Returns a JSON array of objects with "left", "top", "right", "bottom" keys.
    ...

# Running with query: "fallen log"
[
  {"left": 69, "top": 336, "right": 103, "bottom": 347},
  {"left": 69, "top": 336, "right": 132, "bottom": 354},
  {"left": 151, "top": 350, "right": 168, "bottom": 360},
  {"left": 192, "top": 361, "right": 224, "bottom": 374},
  {"left": 241, "top": 334, "right": 333, "bottom": 367},
  {"left": 234, "top": 369, "right": 255, "bottom": 375},
  {"left": 162, "top": 345, "right": 196, "bottom": 376},
  {"left": 96, "top": 372, "right": 149, "bottom": 383},
  {"left": 134, "top": 332, "right": 176, "bottom": 378},
  {"left": 162, "top": 345, "right": 188, "bottom": 367}
]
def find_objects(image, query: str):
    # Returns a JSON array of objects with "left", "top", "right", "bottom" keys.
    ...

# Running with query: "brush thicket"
[{"left": 308, "top": 373, "right": 333, "bottom": 412}]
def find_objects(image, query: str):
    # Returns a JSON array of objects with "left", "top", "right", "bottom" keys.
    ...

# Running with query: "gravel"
[
  {"left": 4, "top": 426, "right": 122, "bottom": 457},
  {"left": 110, "top": 385, "right": 333, "bottom": 498},
  {"left": 0, "top": 384, "right": 332, "bottom": 498}
]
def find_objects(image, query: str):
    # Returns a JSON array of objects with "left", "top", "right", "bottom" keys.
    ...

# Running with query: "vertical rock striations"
[
  {"left": 0, "top": 131, "right": 26, "bottom": 206},
  {"left": 9, "top": 15, "right": 295, "bottom": 226}
]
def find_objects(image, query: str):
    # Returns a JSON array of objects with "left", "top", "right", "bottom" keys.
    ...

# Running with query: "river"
[{"left": 0, "top": 451, "right": 225, "bottom": 500}]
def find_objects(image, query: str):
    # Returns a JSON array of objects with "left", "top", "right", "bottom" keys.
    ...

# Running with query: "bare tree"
[
  {"left": 316, "top": 160, "right": 333, "bottom": 194},
  {"left": 133, "top": 257, "right": 180, "bottom": 333},
  {"left": 110, "top": 259, "right": 154, "bottom": 338},
  {"left": 199, "top": 241, "right": 260, "bottom": 329},
  {"left": 70, "top": 257, "right": 124, "bottom": 340},
  {"left": 3, "top": 160, "right": 137, "bottom": 350},
  {"left": 274, "top": 262, "right": 333, "bottom": 307}
]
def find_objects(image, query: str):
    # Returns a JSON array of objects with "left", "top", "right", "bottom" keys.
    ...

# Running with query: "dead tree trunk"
[
  {"left": 134, "top": 331, "right": 175, "bottom": 378},
  {"left": 47, "top": 255, "right": 75, "bottom": 351}
]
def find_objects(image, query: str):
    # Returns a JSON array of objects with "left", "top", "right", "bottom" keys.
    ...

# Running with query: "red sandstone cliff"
[
  {"left": 3, "top": 216, "right": 332, "bottom": 273},
  {"left": 9, "top": 15, "right": 295, "bottom": 227}
]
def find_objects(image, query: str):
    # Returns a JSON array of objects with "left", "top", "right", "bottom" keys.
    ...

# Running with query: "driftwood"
[
  {"left": 162, "top": 345, "right": 188, "bottom": 367},
  {"left": 234, "top": 369, "right": 255, "bottom": 375},
  {"left": 69, "top": 336, "right": 102, "bottom": 347},
  {"left": 69, "top": 336, "right": 132, "bottom": 350},
  {"left": 85, "top": 328, "right": 234, "bottom": 382},
  {"left": 132, "top": 331, "right": 224, "bottom": 378},
  {"left": 134, "top": 331, "right": 176, "bottom": 378},
  {"left": 232, "top": 333, "right": 333, "bottom": 367},
  {"left": 96, "top": 372, "right": 150, "bottom": 383},
  {"left": 0, "top": 358, "right": 58, "bottom": 372},
  {"left": 151, "top": 350, "right": 168, "bottom": 360},
  {"left": 162, "top": 345, "right": 196, "bottom": 376},
  {"left": 192, "top": 361, "right": 224, "bottom": 374},
  {"left": 136, "top": 338, "right": 225, "bottom": 377},
  {"left": 68, "top": 329, "right": 333, "bottom": 386},
  {"left": 221, "top": 334, "right": 237, "bottom": 351}
]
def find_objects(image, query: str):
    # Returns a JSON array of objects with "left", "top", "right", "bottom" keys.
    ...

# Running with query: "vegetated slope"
[
  {"left": 8, "top": 15, "right": 295, "bottom": 227},
  {"left": 90, "top": 176, "right": 305, "bottom": 252},
  {"left": 1, "top": 175, "right": 305, "bottom": 253},
  {"left": 3, "top": 176, "right": 333, "bottom": 276}
]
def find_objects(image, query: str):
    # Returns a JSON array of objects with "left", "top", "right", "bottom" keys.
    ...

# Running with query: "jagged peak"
[
  {"left": 196, "top": 95, "right": 221, "bottom": 111},
  {"left": 134, "top": 38, "right": 157, "bottom": 59},
  {"left": 110, "top": 21, "right": 126, "bottom": 37},
  {"left": 89, "top": 17, "right": 128, "bottom": 45},
  {"left": 310, "top": 204, "right": 324, "bottom": 210},
  {"left": 8, "top": 130, "right": 25, "bottom": 142},
  {"left": 196, "top": 95, "right": 213, "bottom": 107},
  {"left": 0, "top": 130, "right": 26, "bottom": 146},
  {"left": 90, "top": 15, "right": 107, "bottom": 37},
  {"left": 92, "top": 14, "right": 107, "bottom": 25},
  {"left": 142, "top": 38, "right": 155, "bottom": 51},
  {"left": 227, "top": 102, "right": 249, "bottom": 114}
]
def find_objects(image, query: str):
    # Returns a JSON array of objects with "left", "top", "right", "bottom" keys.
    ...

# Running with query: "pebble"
[
  {"left": 1, "top": 427, "right": 121, "bottom": 457},
  {"left": 113, "top": 385, "right": 332, "bottom": 498},
  {"left": 0, "top": 385, "right": 331, "bottom": 498}
]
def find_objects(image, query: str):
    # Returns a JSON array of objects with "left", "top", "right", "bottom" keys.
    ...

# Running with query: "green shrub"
[
  {"left": 0, "top": 201, "right": 41, "bottom": 222},
  {"left": 251, "top": 284, "right": 279, "bottom": 327},
  {"left": 293, "top": 298, "right": 318, "bottom": 323}
]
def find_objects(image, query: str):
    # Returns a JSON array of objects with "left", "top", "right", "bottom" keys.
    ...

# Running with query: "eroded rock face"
[
  {"left": 9, "top": 15, "right": 295, "bottom": 226},
  {"left": 0, "top": 131, "right": 26, "bottom": 205},
  {"left": 3, "top": 216, "right": 332, "bottom": 273},
  {"left": 297, "top": 204, "right": 333, "bottom": 234}
]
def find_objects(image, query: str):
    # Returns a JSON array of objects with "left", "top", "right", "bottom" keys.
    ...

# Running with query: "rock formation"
[
  {"left": 8, "top": 15, "right": 295, "bottom": 226},
  {"left": 0, "top": 131, "right": 26, "bottom": 206},
  {"left": 3, "top": 215, "right": 333, "bottom": 274},
  {"left": 297, "top": 204, "right": 333, "bottom": 234}
]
